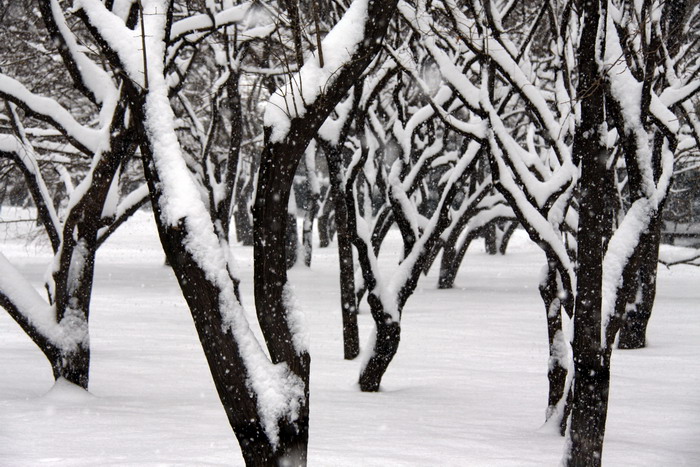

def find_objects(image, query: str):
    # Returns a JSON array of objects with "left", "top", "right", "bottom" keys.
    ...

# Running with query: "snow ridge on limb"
[
  {"left": 264, "top": 0, "right": 370, "bottom": 143},
  {"left": 0, "top": 74, "right": 104, "bottom": 154},
  {"left": 481, "top": 95, "right": 576, "bottom": 292},
  {"left": 41, "top": 0, "right": 118, "bottom": 116},
  {"left": 397, "top": 0, "right": 480, "bottom": 112},
  {"left": 0, "top": 129, "right": 62, "bottom": 250},
  {"left": 169, "top": 1, "right": 271, "bottom": 43},
  {"left": 0, "top": 252, "right": 87, "bottom": 354}
]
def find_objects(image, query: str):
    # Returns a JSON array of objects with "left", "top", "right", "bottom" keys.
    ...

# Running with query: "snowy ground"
[{"left": 1, "top": 209, "right": 699, "bottom": 466}]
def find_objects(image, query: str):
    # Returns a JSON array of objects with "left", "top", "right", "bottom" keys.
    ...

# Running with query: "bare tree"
[{"left": 0, "top": 0, "right": 148, "bottom": 388}]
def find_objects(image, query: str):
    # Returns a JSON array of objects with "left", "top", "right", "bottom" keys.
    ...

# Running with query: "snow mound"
[{"left": 41, "top": 378, "right": 94, "bottom": 403}]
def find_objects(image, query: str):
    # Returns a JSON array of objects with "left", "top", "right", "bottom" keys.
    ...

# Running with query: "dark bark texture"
[
  {"left": 326, "top": 146, "right": 360, "bottom": 360},
  {"left": 566, "top": 1, "right": 613, "bottom": 464}
]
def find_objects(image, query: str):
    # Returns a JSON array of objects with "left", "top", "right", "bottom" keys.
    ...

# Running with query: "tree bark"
[
  {"left": 358, "top": 295, "right": 401, "bottom": 391},
  {"left": 234, "top": 161, "right": 255, "bottom": 246},
  {"left": 317, "top": 188, "right": 335, "bottom": 248},
  {"left": 539, "top": 263, "right": 570, "bottom": 436},
  {"left": 497, "top": 221, "right": 518, "bottom": 255},
  {"left": 617, "top": 192, "right": 663, "bottom": 349},
  {"left": 326, "top": 147, "right": 360, "bottom": 360},
  {"left": 484, "top": 223, "right": 498, "bottom": 254},
  {"left": 438, "top": 240, "right": 459, "bottom": 289},
  {"left": 302, "top": 200, "right": 318, "bottom": 267},
  {"left": 566, "top": 1, "right": 612, "bottom": 464}
]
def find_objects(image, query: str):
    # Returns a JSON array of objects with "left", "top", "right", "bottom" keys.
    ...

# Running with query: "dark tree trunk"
[
  {"left": 484, "top": 223, "right": 498, "bottom": 254},
  {"left": 438, "top": 241, "right": 459, "bottom": 289},
  {"left": 358, "top": 295, "right": 401, "bottom": 391},
  {"left": 326, "top": 147, "right": 360, "bottom": 359},
  {"left": 250, "top": 0, "right": 398, "bottom": 457},
  {"left": 438, "top": 229, "right": 476, "bottom": 289},
  {"left": 421, "top": 240, "right": 442, "bottom": 276},
  {"left": 540, "top": 264, "right": 570, "bottom": 436},
  {"left": 254, "top": 0, "right": 396, "bottom": 412},
  {"left": 144, "top": 151, "right": 299, "bottom": 467},
  {"left": 0, "top": 294, "right": 90, "bottom": 390},
  {"left": 234, "top": 202, "right": 254, "bottom": 245},
  {"left": 51, "top": 248, "right": 95, "bottom": 389},
  {"left": 617, "top": 206, "right": 662, "bottom": 349},
  {"left": 129, "top": 86, "right": 306, "bottom": 465},
  {"left": 49, "top": 344, "right": 90, "bottom": 388},
  {"left": 568, "top": 348, "right": 612, "bottom": 466},
  {"left": 498, "top": 221, "right": 518, "bottom": 255},
  {"left": 356, "top": 145, "right": 477, "bottom": 392},
  {"left": 566, "top": 1, "right": 612, "bottom": 464}
]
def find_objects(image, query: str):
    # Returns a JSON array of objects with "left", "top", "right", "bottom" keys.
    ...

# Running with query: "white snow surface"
[{"left": 1, "top": 211, "right": 699, "bottom": 465}]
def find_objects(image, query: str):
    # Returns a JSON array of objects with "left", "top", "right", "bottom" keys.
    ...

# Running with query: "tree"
[
  {"left": 0, "top": 0, "right": 148, "bottom": 388},
  {"left": 69, "top": 0, "right": 398, "bottom": 463}
]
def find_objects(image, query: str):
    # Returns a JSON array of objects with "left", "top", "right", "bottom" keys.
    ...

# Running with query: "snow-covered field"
[{"left": 1, "top": 209, "right": 699, "bottom": 466}]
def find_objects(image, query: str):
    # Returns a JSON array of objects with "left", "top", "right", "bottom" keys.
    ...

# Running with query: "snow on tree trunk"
[
  {"left": 286, "top": 190, "right": 300, "bottom": 270},
  {"left": 539, "top": 264, "right": 572, "bottom": 436},
  {"left": 565, "top": 1, "right": 612, "bottom": 464},
  {"left": 302, "top": 141, "right": 321, "bottom": 267},
  {"left": 317, "top": 187, "right": 336, "bottom": 248}
]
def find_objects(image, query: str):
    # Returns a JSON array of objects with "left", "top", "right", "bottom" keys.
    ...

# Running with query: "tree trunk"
[
  {"left": 438, "top": 230, "right": 475, "bottom": 289},
  {"left": 438, "top": 243, "right": 459, "bottom": 289},
  {"left": 358, "top": 295, "right": 401, "bottom": 391},
  {"left": 618, "top": 211, "right": 661, "bottom": 349},
  {"left": 421, "top": 240, "right": 442, "bottom": 276},
  {"left": 302, "top": 193, "right": 319, "bottom": 267},
  {"left": 234, "top": 163, "right": 255, "bottom": 246},
  {"left": 498, "top": 221, "right": 518, "bottom": 255},
  {"left": 286, "top": 212, "right": 299, "bottom": 270},
  {"left": 565, "top": 1, "right": 612, "bottom": 464},
  {"left": 49, "top": 345, "right": 90, "bottom": 388},
  {"left": 568, "top": 349, "right": 611, "bottom": 466},
  {"left": 484, "top": 223, "right": 498, "bottom": 254},
  {"left": 317, "top": 188, "right": 335, "bottom": 248},
  {"left": 539, "top": 264, "right": 570, "bottom": 436},
  {"left": 286, "top": 188, "right": 300, "bottom": 269},
  {"left": 326, "top": 148, "right": 360, "bottom": 360}
]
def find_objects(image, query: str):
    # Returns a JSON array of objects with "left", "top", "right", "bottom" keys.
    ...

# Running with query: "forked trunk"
[{"left": 438, "top": 231, "right": 475, "bottom": 289}]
